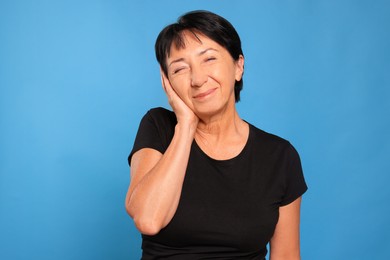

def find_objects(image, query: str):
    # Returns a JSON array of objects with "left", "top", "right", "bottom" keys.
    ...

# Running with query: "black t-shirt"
[{"left": 128, "top": 107, "right": 308, "bottom": 260}]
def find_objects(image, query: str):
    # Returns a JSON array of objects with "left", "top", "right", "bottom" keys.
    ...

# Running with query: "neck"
[
  {"left": 195, "top": 104, "right": 246, "bottom": 144},
  {"left": 194, "top": 106, "right": 249, "bottom": 160}
]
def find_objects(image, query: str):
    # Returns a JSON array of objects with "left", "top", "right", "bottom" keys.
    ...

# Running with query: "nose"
[{"left": 191, "top": 65, "right": 207, "bottom": 88}]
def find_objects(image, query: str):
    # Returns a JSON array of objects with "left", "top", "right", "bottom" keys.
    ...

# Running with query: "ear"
[{"left": 234, "top": 55, "right": 245, "bottom": 81}]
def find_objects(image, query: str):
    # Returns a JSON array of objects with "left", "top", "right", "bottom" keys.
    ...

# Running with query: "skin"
[
  {"left": 270, "top": 197, "right": 302, "bottom": 260},
  {"left": 125, "top": 31, "right": 302, "bottom": 259}
]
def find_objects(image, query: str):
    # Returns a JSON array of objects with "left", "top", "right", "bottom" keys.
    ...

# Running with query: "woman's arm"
[
  {"left": 125, "top": 123, "right": 194, "bottom": 235},
  {"left": 125, "top": 72, "right": 198, "bottom": 236},
  {"left": 269, "top": 197, "right": 303, "bottom": 260}
]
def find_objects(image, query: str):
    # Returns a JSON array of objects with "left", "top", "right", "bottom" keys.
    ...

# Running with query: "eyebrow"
[
  {"left": 168, "top": 48, "right": 218, "bottom": 67},
  {"left": 199, "top": 47, "right": 218, "bottom": 56}
]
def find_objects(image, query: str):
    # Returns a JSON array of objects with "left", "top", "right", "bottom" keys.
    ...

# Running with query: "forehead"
[{"left": 168, "top": 31, "right": 221, "bottom": 57}]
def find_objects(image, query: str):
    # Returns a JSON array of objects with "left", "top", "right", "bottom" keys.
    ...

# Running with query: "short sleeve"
[
  {"left": 280, "top": 144, "right": 308, "bottom": 206},
  {"left": 127, "top": 107, "right": 176, "bottom": 165}
]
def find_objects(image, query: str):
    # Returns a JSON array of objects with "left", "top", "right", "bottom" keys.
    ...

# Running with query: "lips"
[{"left": 193, "top": 88, "right": 217, "bottom": 99}]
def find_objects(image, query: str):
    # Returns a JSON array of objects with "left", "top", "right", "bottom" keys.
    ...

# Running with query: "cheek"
[{"left": 212, "top": 65, "right": 236, "bottom": 88}]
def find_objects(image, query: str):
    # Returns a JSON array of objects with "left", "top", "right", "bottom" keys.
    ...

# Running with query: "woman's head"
[{"left": 155, "top": 10, "right": 244, "bottom": 102}]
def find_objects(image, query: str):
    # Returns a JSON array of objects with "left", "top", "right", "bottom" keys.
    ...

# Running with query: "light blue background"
[{"left": 1, "top": 0, "right": 389, "bottom": 259}]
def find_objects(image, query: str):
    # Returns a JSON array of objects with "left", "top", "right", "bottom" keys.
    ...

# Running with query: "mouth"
[{"left": 193, "top": 88, "right": 217, "bottom": 99}]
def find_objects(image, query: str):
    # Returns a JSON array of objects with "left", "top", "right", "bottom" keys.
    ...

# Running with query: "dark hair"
[{"left": 155, "top": 10, "right": 244, "bottom": 102}]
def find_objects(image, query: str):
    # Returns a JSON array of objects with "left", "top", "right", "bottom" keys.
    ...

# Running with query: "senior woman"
[{"left": 125, "top": 10, "right": 307, "bottom": 259}]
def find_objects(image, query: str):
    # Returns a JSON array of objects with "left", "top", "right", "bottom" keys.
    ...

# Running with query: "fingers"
[
  {"left": 160, "top": 68, "right": 171, "bottom": 93},
  {"left": 160, "top": 69, "right": 178, "bottom": 102},
  {"left": 160, "top": 68, "right": 186, "bottom": 111},
  {"left": 160, "top": 70, "right": 166, "bottom": 91}
]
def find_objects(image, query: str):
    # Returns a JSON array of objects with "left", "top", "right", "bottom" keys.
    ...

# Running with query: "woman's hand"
[{"left": 161, "top": 70, "right": 199, "bottom": 128}]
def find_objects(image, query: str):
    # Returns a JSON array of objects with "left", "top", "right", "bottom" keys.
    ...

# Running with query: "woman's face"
[{"left": 166, "top": 31, "right": 244, "bottom": 118}]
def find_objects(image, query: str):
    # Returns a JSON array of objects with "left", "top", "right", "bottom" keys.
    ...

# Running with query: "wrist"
[{"left": 175, "top": 120, "right": 198, "bottom": 138}]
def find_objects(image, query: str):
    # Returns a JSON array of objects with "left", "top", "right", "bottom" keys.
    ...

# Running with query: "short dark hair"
[{"left": 155, "top": 10, "right": 244, "bottom": 102}]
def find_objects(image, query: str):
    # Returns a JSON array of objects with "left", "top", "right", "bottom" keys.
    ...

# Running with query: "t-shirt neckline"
[{"left": 192, "top": 122, "right": 252, "bottom": 165}]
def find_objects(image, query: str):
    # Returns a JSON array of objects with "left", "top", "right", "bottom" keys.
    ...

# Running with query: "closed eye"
[
  {"left": 172, "top": 67, "right": 187, "bottom": 74},
  {"left": 205, "top": 57, "right": 216, "bottom": 62},
  {"left": 173, "top": 68, "right": 183, "bottom": 74}
]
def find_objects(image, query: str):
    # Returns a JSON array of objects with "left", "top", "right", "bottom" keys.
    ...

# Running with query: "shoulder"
[
  {"left": 247, "top": 123, "right": 307, "bottom": 198},
  {"left": 142, "top": 107, "right": 177, "bottom": 128},
  {"left": 246, "top": 123, "right": 302, "bottom": 164},
  {"left": 129, "top": 107, "right": 176, "bottom": 164},
  {"left": 248, "top": 123, "right": 292, "bottom": 150},
  {"left": 146, "top": 107, "right": 176, "bottom": 121}
]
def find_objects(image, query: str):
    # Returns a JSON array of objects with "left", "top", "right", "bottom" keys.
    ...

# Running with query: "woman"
[{"left": 125, "top": 10, "right": 307, "bottom": 259}]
